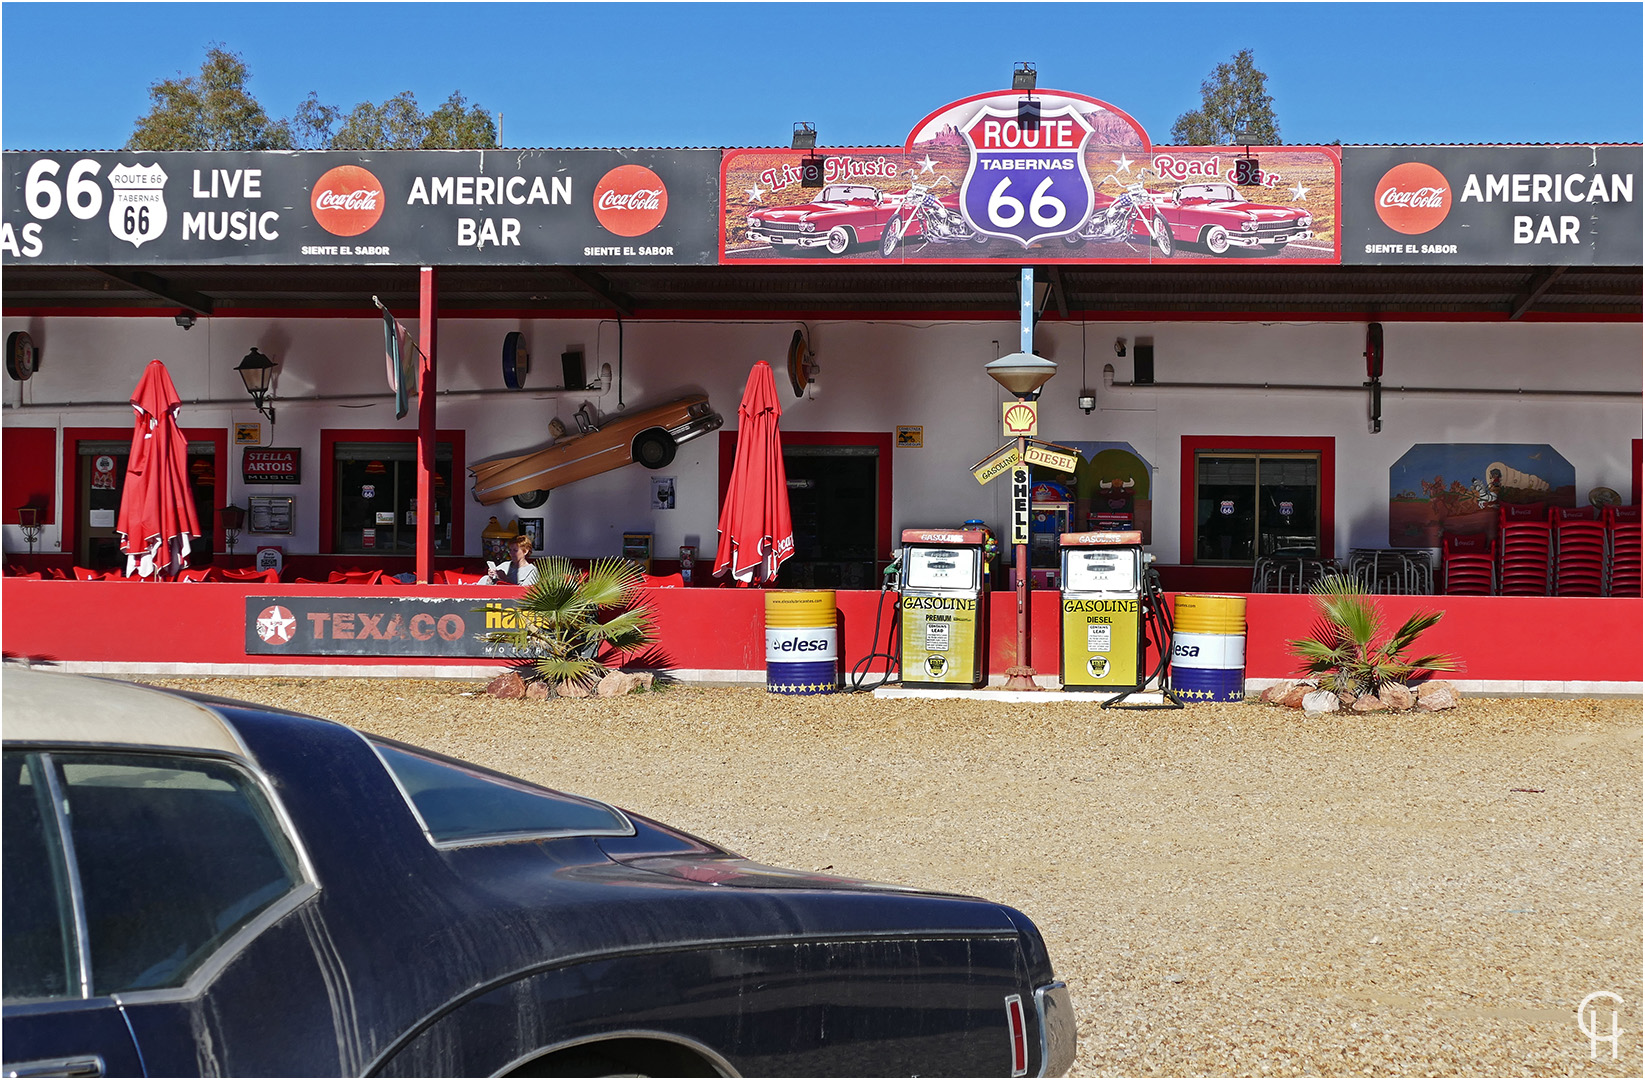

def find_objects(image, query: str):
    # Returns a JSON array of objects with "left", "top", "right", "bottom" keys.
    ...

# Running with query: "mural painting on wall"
[
  {"left": 1389, "top": 443, "right": 1574, "bottom": 547},
  {"left": 721, "top": 89, "right": 1339, "bottom": 264},
  {"left": 1050, "top": 443, "right": 1153, "bottom": 544}
]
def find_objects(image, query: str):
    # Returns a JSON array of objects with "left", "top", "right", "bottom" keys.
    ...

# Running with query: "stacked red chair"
[
  {"left": 1605, "top": 505, "right": 1641, "bottom": 596},
  {"left": 1551, "top": 507, "right": 1606, "bottom": 596},
  {"left": 1441, "top": 532, "right": 1495, "bottom": 595},
  {"left": 1497, "top": 503, "right": 1552, "bottom": 596}
]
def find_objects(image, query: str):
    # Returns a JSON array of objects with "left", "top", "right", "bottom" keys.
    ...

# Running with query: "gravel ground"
[{"left": 144, "top": 677, "right": 1642, "bottom": 1077}]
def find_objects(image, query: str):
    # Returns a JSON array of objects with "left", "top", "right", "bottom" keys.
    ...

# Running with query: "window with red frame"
[
  {"left": 333, "top": 442, "right": 454, "bottom": 554},
  {"left": 1193, "top": 451, "right": 1322, "bottom": 564}
]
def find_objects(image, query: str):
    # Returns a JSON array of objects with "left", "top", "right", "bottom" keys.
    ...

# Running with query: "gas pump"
[
  {"left": 1059, "top": 530, "right": 1183, "bottom": 708},
  {"left": 1059, "top": 531, "right": 1146, "bottom": 692},
  {"left": 898, "top": 528, "right": 988, "bottom": 688}
]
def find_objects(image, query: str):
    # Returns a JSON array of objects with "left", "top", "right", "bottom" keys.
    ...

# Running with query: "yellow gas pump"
[
  {"left": 1059, "top": 530, "right": 1146, "bottom": 691},
  {"left": 898, "top": 527, "right": 988, "bottom": 688}
]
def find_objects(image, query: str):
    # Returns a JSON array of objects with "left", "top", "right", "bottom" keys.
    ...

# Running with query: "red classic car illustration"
[
  {"left": 744, "top": 184, "right": 900, "bottom": 255},
  {"left": 1150, "top": 182, "right": 1313, "bottom": 255}
]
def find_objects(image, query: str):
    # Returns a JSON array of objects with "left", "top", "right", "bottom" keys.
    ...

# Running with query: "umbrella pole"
[{"left": 415, "top": 268, "right": 439, "bottom": 584}]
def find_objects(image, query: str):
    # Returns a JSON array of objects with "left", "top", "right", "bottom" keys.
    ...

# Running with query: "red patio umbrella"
[
  {"left": 117, "top": 360, "right": 200, "bottom": 578},
  {"left": 714, "top": 361, "right": 794, "bottom": 584}
]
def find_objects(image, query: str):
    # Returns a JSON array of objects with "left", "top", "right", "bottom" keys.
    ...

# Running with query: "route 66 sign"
[
  {"left": 960, "top": 104, "right": 1094, "bottom": 246},
  {"left": 106, "top": 163, "right": 169, "bottom": 249}
]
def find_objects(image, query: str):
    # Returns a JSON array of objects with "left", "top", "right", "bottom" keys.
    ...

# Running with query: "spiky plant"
[
  {"left": 482, "top": 556, "right": 657, "bottom": 691},
  {"left": 1286, "top": 573, "right": 1459, "bottom": 695}
]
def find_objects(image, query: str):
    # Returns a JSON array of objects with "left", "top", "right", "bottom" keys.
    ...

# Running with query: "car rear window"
[{"left": 370, "top": 740, "right": 632, "bottom": 847}]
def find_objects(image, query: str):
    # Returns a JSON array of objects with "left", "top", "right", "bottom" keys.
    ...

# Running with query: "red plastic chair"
[
  {"left": 1442, "top": 533, "right": 1495, "bottom": 595},
  {"left": 328, "top": 569, "right": 383, "bottom": 585},
  {"left": 219, "top": 567, "right": 281, "bottom": 584},
  {"left": 176, "top": 567, "right": 223, "bottom": 583},
  {"left": 440, "top": 569, "right": 490, "bottom": 585},
  {"left": 47, "top": 567, "right": 68, "bottom": 580}
]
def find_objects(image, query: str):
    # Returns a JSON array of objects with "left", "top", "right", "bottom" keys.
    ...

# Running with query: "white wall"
[{"left": 4, "top": 313, "right": 1640, "bottom": 564}]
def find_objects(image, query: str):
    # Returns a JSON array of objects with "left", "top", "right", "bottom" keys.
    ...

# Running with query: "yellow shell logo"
[{"left": 1004, "top": 401, "right": 1037, "bottom": 434}]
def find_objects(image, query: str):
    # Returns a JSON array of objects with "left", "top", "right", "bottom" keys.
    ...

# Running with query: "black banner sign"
[
  {"left": 3, "top": 149, "right": 720, "bottom": 266},
  {"left": 1342, "top": 145, "right": 1643, "bottom": 266},
  {"left": 245, "top": 595, "right": 528, "bottom": 657}
]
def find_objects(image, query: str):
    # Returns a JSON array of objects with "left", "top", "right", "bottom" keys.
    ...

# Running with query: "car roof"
[{"left": 2, "top": 666, "right": 246, "bottom": 757}]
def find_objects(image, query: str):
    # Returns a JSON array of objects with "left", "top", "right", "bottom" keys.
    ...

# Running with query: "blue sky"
[{"left": 2, "top": 2, "right": 1641, "bottom": 151}]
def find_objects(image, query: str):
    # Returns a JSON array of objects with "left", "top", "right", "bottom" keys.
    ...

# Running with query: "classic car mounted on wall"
[{"left": 468, "top": 396, "right": 722, "bottom": 509}]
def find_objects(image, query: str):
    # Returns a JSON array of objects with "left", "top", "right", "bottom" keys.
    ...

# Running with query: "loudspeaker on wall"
[{"left": 1133, "top": 344, "right": 1155, "bottom": 385}]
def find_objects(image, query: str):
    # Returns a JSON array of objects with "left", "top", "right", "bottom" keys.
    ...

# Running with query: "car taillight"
[{"left": 1005, "top": 993, "right": 1028, "bottom": 1076}]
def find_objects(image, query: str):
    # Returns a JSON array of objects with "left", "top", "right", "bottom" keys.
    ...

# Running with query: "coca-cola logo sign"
[
  {"left": 1374, "top": 161, "right": 1452, "bottom": 235},
  {"left": 592, "top": 164, "right": 668, "bottom": 237},
  {"left": 311, "top": 165, "right": 386, "bottom": 237}
]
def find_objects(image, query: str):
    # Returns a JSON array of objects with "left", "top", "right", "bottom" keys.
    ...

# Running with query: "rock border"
[
  {"left": 485, "top": 669, "right": 657, "bottom": 700},
  {"left": 1257, "top": 679, "right": 1461, "bottom": 715}
]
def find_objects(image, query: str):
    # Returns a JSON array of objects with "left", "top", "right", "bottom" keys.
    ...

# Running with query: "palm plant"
[
  {"left": 482, "top": 556, "right": 657, "bottom": 691},
  {"left": 1286, "top": 573, "right": 1459, "bottom": 695}
]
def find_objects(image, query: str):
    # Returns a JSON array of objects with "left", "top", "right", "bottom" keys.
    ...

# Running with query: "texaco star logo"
[{"left": 255, "top": 605, "right": 297, "bottom": 645}]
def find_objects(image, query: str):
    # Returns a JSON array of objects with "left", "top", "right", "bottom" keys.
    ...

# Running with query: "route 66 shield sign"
[
  {"left": 960, "top": 104, "right": 1094, "bottom": 247},
  {"left": 106, "top": 163, "right": 169, "bottom": 249}
]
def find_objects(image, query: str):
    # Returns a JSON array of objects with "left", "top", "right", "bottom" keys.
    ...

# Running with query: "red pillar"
[{"left": 416, "top": 267, "right": 438, "bottom": 583}]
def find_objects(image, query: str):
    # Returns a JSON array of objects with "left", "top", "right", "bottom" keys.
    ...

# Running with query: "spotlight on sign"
[
  {"left": 791, "top": 122, "right": 817, "bottom": 150},
  {"left": 1012, "top": 62, "right": 1037, "bottom": 91}
]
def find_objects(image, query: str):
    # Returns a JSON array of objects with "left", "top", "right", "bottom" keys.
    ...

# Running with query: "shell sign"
[{"left": 1003, "top": 400, "right": 1038, "bottom": 438}]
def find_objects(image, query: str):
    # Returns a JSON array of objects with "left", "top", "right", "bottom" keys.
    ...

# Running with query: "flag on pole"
[{"left": 378, "top": 300, "right": 421, "bottom": 420}]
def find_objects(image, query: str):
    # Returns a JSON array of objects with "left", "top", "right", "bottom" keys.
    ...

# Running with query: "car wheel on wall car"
[
  {"left": 513, "top": 489, "right": 549, "bottom": 510},
  {"left": 825, "top": 227, "right": 853, "bottom": 256},
  {"left": 1202, "top": 225, "right": 1231, "bottom": 255},
  {"left": 634, "top": 430, "right": 676, "bottom": 469}
]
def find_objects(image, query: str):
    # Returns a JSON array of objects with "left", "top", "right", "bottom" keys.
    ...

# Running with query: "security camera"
[
  {"left": 174, "top": 312, "right": 196, "bottom": 330},
  {"left": 1113, "top": 337, "right": 1126, "bottom": 357}
]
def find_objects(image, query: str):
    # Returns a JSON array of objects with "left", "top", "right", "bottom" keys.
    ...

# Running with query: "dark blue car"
[{"left": 2, "top": 668, "right": 1075, "bottom": 1077}]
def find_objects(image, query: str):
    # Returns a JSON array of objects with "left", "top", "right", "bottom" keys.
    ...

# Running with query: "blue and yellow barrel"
[
  {"left": 1169, "top": 594, "right": 1247, "bottom": 703},
  {"left": 765, "top": 590, "right": 838, "bottom": 695}
]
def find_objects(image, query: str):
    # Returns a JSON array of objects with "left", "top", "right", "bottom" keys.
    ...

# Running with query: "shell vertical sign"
[{"left": 722, "top": 88, "right": 1340, "bottom": 264}]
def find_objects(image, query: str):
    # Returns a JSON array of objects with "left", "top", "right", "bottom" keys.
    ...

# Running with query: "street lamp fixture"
[
  {"left": 235, "top": 347, "right": 277, "bottom": 423},
  {"left": 985, "top": 350, "right": 1057, "bottom": 400},
  {"left": 986, "top": 350, "right": 1056, "bottom": 691}
]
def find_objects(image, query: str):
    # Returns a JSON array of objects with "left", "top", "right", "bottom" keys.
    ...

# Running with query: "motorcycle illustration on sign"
[
  {"left": 878, "top": 173, "right": 988, "bottom": 257},
  {"left": 958, "top": 103, "right": 1095, "bottom": 247},
  {"left": 1060, "top": 174, "right": 1173, "bottom": 256}
]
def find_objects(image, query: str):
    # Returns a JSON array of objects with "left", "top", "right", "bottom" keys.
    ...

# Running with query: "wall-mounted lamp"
[
  {"left": 1078, "top": 390, "right": 1096, "bottom": 415},
  {"left": 1233, "top": 120, "right": 1261, "bottom": 184},
  {"left": 17, "top": 506, "right": 42, "bottom": 561},
  {"left": 793, "top": 122, "right": 824, "bottom": 188},
  {"left": 1114, "top": 337, "right": 1127, "bottom": 357},
  {"left": 1013, "top": 61, "right": 1039, "bottom": 130},
  {"left": 234, "top": 347, "right": 277, "bottom": 423},
  {"left": 791, "top": 122, "right": 817, "bottom": 150},
  {"left": 218, "top": 503, "right": 246, "bottom": 555},
  {"left": 174, "top": 311, "right": 197, "bottom": 330}
]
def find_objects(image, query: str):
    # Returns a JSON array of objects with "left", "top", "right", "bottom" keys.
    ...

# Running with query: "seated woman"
[{"left": 483, "top": 534, "right": 539, "bottom": 587}]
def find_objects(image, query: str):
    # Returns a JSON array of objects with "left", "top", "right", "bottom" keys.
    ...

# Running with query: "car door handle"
[{"left": 4, "top": 1055, "right": 105, "bottom": 1077}]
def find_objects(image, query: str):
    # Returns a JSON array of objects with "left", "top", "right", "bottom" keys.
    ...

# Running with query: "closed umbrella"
[
  {"left": 117, "top": 360, "right": 200, "bottom": 578},
  {"left": 714, "top": 361, "right": 794, "bottom": 584}
]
